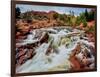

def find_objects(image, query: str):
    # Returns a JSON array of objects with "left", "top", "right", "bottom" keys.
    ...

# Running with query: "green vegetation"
[
  {"left": 16, "top": 7, "right": 96, "bottom": 33},
  {"left": 86, "top": 24, "right": 95, "bottom": 33},
  {"left": 76, "top": 9, "right": 95, "bottom": 27},
  {"left": 16, "top": 7, "right": 21, "bottom": 19},
  {"left": 60, "top": 37, "right": 71, "bottom": 46}
]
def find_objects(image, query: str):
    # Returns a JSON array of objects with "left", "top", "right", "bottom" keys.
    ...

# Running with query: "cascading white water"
[{"left": 16, "top": 27, "right": 95, "bottom": 73}]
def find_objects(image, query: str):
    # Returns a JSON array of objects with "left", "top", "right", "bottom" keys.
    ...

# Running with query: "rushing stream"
[{"left": 16, "top": 27, "right": 95, "bottom": 73}]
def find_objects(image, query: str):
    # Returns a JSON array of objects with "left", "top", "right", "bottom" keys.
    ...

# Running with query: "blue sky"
[{"left": 16, "top": 4, "right": 92, "bottom": 16}]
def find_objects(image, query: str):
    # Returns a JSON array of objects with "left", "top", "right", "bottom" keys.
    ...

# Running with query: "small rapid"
[{"left": 16, "top": 27, "right": 95, "bottom": 73}]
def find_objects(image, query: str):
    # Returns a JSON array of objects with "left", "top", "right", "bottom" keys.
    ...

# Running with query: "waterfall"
[{"left": 16, "top": 27, "right": 95, "bottom": 73}]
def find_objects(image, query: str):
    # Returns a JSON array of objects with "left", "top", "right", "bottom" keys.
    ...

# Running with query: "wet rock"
[
  {"left": 17, "top": 48, "right": 27, "bottom": 59},
  {"left": 26, "top": 49, "right": 36, "bottom": 59},
  {"left": 26, "top": 41, "right": 39, "bottom": 48},
  {"left": 18, "top": 55, "right": 26, "bottom": 65},
  {"left": 89, "top": 46, "right": 95, "bottom": 56},
  {"left": 46, "top": 47, "right": 52, "bottom": 56},
  {"left": 69, "top": 56, "right": 83, "bottom": 70},
  {"left": 34, "top": 30, "right": 43, "bottom": 39},
  {"left": 69, "top": 42, "right": 95, "bottom": 70},
  {"left": 16, "top": 44, "right": 37, "bottom": 67},
  {"left": 39, "top": 32, "right": 49, "bottom": 44},
  {"left": 83, "top": 48, "right": 91, "bottom": 58},
  {"left": 70, "top": 43, "right": 81, "bottom": 57},
  {"left": 69, "top": 43, "right": 84, "bottom": 70}
]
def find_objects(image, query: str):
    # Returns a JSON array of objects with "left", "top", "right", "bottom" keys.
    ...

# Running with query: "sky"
[{"left": 16, "top": 4, "right": 92, "bottom": 16}]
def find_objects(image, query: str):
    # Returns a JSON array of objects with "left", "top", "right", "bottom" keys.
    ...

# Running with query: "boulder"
[{"left": 39, "top": 32, "right": 49, "bottom": 44}]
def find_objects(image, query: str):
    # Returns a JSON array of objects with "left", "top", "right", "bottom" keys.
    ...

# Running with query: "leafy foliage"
[{"left": 16, "top": 7, "right": 21, "bottom": 19}]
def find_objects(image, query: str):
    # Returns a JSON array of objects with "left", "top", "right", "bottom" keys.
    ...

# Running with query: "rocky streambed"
[{"left": 15, "top": 27, "right": 95, "bottom": 73}]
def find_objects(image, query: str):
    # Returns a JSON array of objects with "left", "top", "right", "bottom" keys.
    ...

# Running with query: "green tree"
[
  {"left": 53, "top": 13, "right": 59, "bottom": 19},
  {"left": 16, "top": 7, "right": 21, "bottom": 19},
  {"left": 88, "top": 9, "right": 95, "bottom": 21},
  {"left": 85, "top": 9, "right": 89, "bottom": 21}
]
